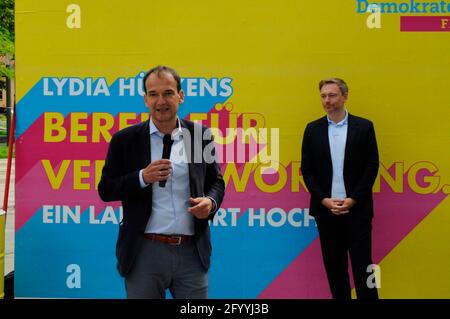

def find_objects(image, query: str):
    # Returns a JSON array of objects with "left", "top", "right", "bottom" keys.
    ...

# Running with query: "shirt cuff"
[
  {"left": 207, "top": 196, "right": 217, "bottom": 214},
  {"left": 139, "top": 169, "right": 149, "bottom": 188}
]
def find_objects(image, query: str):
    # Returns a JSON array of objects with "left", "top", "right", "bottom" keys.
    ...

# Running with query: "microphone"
[{"left": 159, "top": 134, "right": 173, "bottom": 188}]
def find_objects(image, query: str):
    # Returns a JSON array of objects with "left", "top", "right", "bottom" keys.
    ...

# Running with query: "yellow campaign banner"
[{"left": 15, "top": 0, "right": 450, "bottom": 298}]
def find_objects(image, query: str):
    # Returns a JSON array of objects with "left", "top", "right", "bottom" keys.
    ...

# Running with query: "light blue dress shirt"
[
  {"left": 327, "top": 110, "right": 348, "bottom": 199},
  {"left": 139, "top": 118, "right": 194, "bottom": 235}
]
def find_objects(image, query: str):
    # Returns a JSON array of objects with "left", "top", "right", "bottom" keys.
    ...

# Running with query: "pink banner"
[{"left": 401, "top": 16, "right": 450, "bottom": 32}]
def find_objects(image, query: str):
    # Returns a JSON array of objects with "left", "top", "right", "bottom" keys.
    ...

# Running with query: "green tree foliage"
[
  {"left": 0, "top": 0, "right": 14, "bottom": 38},
  {"left": 0, "top": 0, "right": 15, "bottom": 87}
]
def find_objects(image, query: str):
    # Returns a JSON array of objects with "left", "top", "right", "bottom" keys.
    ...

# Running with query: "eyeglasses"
[{"left": 320, "top": 93, "right": 341, "bottom": 99}]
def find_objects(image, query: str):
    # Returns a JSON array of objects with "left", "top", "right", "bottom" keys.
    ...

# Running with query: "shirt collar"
[
  {"left": 327, "top": 109, "right": 348, "bottom": 126},
  {"left": 149, "top": 117, "right": 183, "bottom": 140}
]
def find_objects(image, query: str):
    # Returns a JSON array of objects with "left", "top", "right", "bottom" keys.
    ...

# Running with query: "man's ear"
[
  {"left": 144, "top": 94, "right": 151, "bottom": 114},
  {"left": 178, "top": 89, "right": 185, "bottom": 104}
]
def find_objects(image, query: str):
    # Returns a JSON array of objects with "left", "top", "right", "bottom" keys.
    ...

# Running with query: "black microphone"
[{"left": 159, "top": 134, "right": 173, "bottom": 188}]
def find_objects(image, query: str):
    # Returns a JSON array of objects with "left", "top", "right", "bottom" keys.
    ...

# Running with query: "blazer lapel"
[
  {"left": 135, "top": 120, "right": 152, "bottom": 201},
  {"left": 180, "top": 119, "right": 199, "bottom": 198},
  {"left": 319, "top": 116, "right": 332, "bottom": 166},
  {"left": 344, "top": 114, "right": 358, "bottom": 162},
  {"left": 137, "top": 120, "right": 151, "bottom": 175}
]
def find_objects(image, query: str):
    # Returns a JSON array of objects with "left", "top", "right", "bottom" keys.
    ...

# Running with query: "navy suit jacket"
[
  {"left": 98, "top": 119, "right": 225, "bottom": 277},
  {"left": 301, "top": 114, "right": 379, "bottom": 219}
]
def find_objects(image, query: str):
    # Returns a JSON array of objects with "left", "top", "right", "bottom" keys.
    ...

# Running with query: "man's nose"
[{"left": 156, "top": 95, "right": 166, "bottom": 105}]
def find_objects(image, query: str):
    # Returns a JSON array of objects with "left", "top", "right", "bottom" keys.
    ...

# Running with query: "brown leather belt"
[{"left": 143, "top": 233, "right": 192, "bottom": 245}]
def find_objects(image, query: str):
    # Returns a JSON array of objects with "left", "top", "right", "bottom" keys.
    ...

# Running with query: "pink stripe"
[
  {"left": 401, "top": 16, "right": 450, "bottom": 32},
  {"left": 15, "top": 160, "right": 119, "bottom": 230},
  {"left": 259, "top": 165, "right": 447, "bottom": 298},
  {"left": 258, "top": 238, "right": 332, "bottom": 299},
  {"left": 15, "top": 113, "right": 113, "bottom": 184},
  {"left": 220, "top": 162, "right": 311, "bottom": 219}
]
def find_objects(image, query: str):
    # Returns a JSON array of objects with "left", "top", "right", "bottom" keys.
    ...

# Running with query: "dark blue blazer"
[
  {"left": 98, "top": 119, "right": 225, "bottom": 277},
  {"left": 301, "top": 114, "right": 379, "bottom": 219}
]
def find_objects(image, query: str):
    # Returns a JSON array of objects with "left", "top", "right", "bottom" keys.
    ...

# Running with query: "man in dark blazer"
[
  {"left": 301, "top": 78, "right": 379, "bottom": 299},
  {"left": 98, "top": 66, "right": 225, "bottom": 299}
]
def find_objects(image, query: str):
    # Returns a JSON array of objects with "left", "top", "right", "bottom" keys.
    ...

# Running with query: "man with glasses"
[
  {"left": 98, "top": 65, "right": 225, "bottom": 299},
  {"left": 301, "top": 78, "right": 379, "bottom": 299}
]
